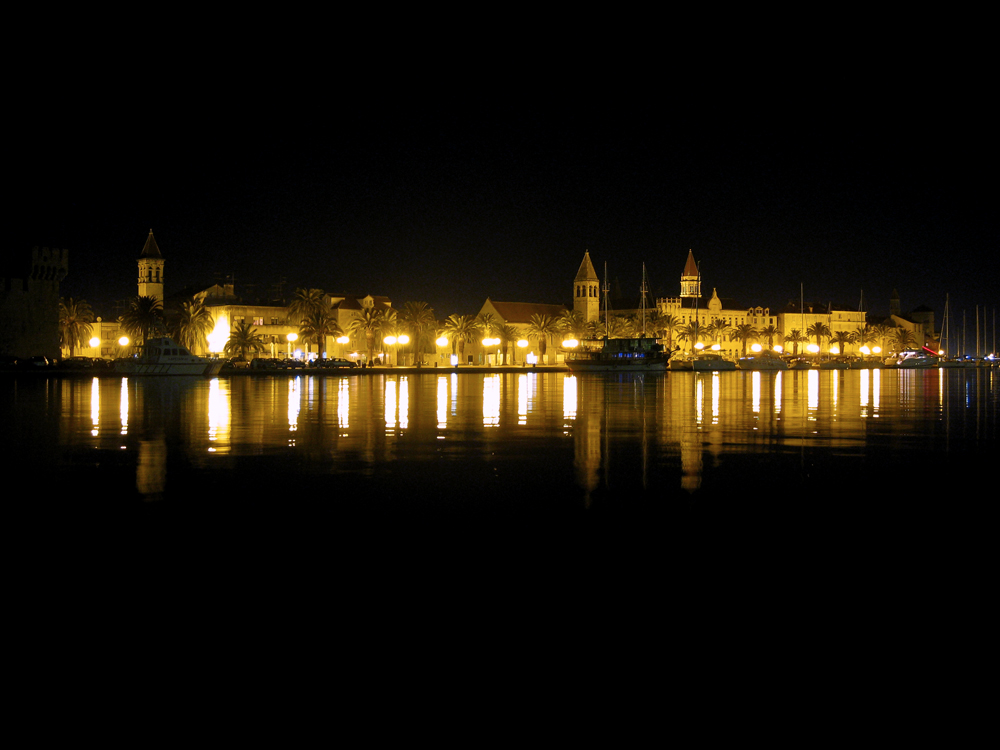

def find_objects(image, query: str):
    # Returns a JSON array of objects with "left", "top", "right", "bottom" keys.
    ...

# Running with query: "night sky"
[{"left": 13, "top": 35, "right": 996, "bottom": 335}]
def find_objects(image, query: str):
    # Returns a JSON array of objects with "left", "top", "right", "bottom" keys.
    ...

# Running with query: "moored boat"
[
  {"left": 817, "top": 358, "right": 849, "bottom": 370},
  {"left": 738, "top": 352, "right": 789, "bottom": 370},
  {"left": 893, "top": 350, "right": 940, "bottom": 369},
  {"left": 785, "top": 357, "right": 812, "bottom": 370},
  {"left": 115, "top": 337, "right": 225, "bottom": 376},
  {"left": 565, "top": 337, "right": 670, "bottom": 373},
  {"left": 691, "top": 351, "right": 736, "bottom": 371}
]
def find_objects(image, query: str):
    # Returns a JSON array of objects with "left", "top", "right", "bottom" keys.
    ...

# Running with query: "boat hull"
[
  {"left": 692, "top": 359, "right": 736, "bottom": 371},
  {"left": 114, "top": 337, "right": 225, "bottom": 376},
  {"left": 566, "top": 336, "right": 669, "bottom": 373},
  {"left": 566, "top": 360, "right": 668, "bottom": 373},
  {"left": 738, "top": 357, "right": 788, "bottom": 370},
  {"left": 116, "top": 361, "right": 224, "bottom": 376}
]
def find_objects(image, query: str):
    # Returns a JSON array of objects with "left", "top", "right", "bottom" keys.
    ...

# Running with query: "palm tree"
[
  {"left": 225, "top": 321, "right": 266, "bottom": 359},
  {"left": 730, "top": 324, "right": 758, "bottom": 357},
  {"left": 349, "top": 307, "right": 386, "bottom": 365},
  {"left": 708, "top": 319, "right": 732, "bottom": 348},
  {"left": 830, "top": 330, "right": 854, "bottom": 357},
  {"left": 892, "top": 326, "right": 916, "bottom": 352},
  {"left": 288, "top": 288, "right": 327, "bottom": 357},
  {"left": 658, "top": 313, "right": 682, "bottom": 350},
  {"left": 497, "top": 323, "right": 518, "bottom": 365},
  {"left": 759, "top": 324, "right": 780, "bottom": 352},
  {"left": 441, "top": 314, "right": 481, "bottom": 363},
  {"left": 598, "top": 314, "right": 630, "bottom": 339},
  {"left": 526, "top": 314, "right": 560, "bottom": 363},
  {"left": 401, "top": 301, "right": 436, "bottom": 365},
  {"left": 806, "top": 322, "right": 832, "bottom": 355},
  {"left": 299, "top": 303, "right": 343, "bottom": 359},
  {"left": 853, "top": 324, "right": 874, "bottom": 355},
  {"left": 476, "top": 312, "right": 498, "bottom": 339},
  {"left": 784, "top": 329, "right": 808, "bottom": 356},
  {"left": 58, "top": 297, "right": 95, "bottom": 357},
  {"left": 871, "top": 323, "right": 892, "bottom": 353},
  {"left": 120, "top": 295, "right": 165, "bottom": 347},
  {"left": 558, "top": 310, "right": 587, "bottom": 341},
  {"left": 676, "top": 321, "right": 705, "bottom": 351},
  {"left": 174, "top": 298, "right": 215, "bottom": 354}
]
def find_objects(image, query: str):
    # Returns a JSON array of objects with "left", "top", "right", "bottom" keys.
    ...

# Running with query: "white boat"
[
  {"left": 738, "top": 352, "right": 788, "bottom": 370},
  {"left": 115, "top": 337, "right": 225, "bottom": 376},
  {"left": 893, "top": 350, "right": 940, "bottom": 369},
  {"left": 566, "top": 337, "right": 670, "bottom": 373},
  {"left": 817, "top": 358, "right": 849, "bottom": 370},
  {"left": 692, "top": 352, "right": 736, "bottom": 371}
]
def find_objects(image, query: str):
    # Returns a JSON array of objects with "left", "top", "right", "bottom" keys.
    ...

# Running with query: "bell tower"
[
  {"left": 573, "top": 250, "right": 600, "bottom": 323},
  {"left": 680, "top": 249, "right": 701, "bottom": 299},
  {"left": 137, "top": 229, "right": 164, "bottom": 304}
]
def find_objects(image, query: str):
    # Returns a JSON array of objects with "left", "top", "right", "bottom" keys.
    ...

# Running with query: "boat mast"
[
  {"left": 603, "top": 262, "right": 610, "bottom": 338},
  {"left": 942, "top": 294, "right": 950, "bottom": 358},
  {"left": 640, "top": 263, "right": 648, "bottom": 338}
]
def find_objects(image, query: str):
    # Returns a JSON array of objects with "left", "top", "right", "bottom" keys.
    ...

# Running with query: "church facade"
[{"left": 656, "top": 250, "right": 779, "bottom": 357}]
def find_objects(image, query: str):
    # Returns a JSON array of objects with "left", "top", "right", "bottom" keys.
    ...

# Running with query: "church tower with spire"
[
  {"left": 137, "top": 229, "right": 164, "bottom": 304},
  {"left": 680, "top": 249, "right": 701, "bottom": 298},
  {"left": 573, "top": 250, "right": 600, "bottom": 323}
]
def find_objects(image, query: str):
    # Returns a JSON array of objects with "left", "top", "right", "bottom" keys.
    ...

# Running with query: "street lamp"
[
  {"left": 287, "top": 332, "right": 298, "bottom": 359},
  {"left": 517, "top": 339, "right": 529, "bottom": 366},
  {"left": 398, "top": 334, "right": 409, "bottom": 366}
]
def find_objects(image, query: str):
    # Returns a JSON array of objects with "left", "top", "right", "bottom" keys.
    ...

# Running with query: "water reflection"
[{"left": 24, "top": 369, "right": 998, "bottom": 508}]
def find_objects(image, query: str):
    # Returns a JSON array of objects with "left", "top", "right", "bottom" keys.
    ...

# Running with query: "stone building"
[
  {"left": 0, "top": 246, "right": 67, "bottom": 358},
  {"left": 656, "top": 250, "right": 778, "bottom": 357}
]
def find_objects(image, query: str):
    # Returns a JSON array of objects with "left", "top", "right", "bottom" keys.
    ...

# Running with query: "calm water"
[
  {"left": 11, "top": 368, "right": 997, "bottom": 678},
  {"left": 9, "top": 368, "right": 996, "bottom": 522}
]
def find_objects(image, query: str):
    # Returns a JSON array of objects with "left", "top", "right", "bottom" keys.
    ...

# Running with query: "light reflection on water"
[{"left": 11, "top": 369, "right": 998, "bottom": 510}]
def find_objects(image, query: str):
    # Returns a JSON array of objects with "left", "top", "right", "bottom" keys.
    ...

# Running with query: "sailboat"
[
  {"left": 565, "top": 264, "right": 670, "bottom": 373},
  {"left": 939, "top": 294, "right": 973, "bottom": 368}
]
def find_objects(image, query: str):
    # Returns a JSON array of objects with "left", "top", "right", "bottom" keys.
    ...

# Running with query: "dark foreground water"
[
  {"left": 8, "top": 368, "right": 997, "bottom": 710},
  {"left": 9, "top": 368, "right": 996, "bottom": 537}
]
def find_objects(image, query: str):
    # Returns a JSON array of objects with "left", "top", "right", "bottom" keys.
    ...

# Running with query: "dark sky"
[{"left": 13, "top": 36, "right": 997, "bottom": 333}]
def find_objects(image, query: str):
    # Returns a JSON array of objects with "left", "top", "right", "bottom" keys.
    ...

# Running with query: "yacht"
[
  {"left": 692, "top": 351, "right": 736, "bottom": 371},
  {"left": 738, "top": 352, "right": 789, "bottom": 370},
  {"left": 115, "top": 337, "right": 225, "bottom": 376}
]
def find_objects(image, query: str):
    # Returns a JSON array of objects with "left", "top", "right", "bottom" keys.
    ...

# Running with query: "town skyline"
[{"left": 14, "top": 105, "right": 995, "bottom": 325}]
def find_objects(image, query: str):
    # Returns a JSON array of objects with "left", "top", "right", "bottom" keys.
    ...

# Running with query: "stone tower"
[
  {"left": 680, "top": 249, "right": 700, "bottom": 298},
  {"left": 137, "top": 229, "right": 164, "bottom": 304},
  {"left": 573, "top": 250, "right": 600, "bottom": 323},
  {"left": 889, "top": 289, "right": 901, "bottom": 317}
]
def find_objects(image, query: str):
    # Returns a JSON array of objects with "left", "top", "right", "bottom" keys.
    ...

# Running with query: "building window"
[{"left": 253, "top": 317, "right": 264, "bottom": 326}]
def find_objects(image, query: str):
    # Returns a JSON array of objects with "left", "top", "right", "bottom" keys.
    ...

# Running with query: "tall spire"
[
  {"left": 140, "top": 228, "right": 162, "bottom": 259},
  {"left": 680, "top": 249, "right": 701, "bottom": 298},
  {"left": 573, "top": 250, "right": 601, "bottom": 324},
  {"left": 137, "top": 229, "right": 165, "bottom": 304}
]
